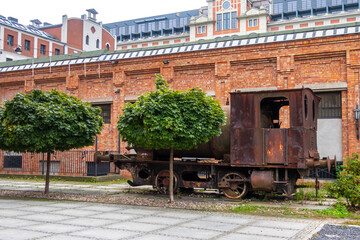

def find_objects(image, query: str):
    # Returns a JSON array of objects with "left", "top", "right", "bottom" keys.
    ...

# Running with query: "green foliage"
[
  {"left": 0, "top": 89, "right": 103, "bottom": 153},
  {"left": 117, "top": 74, "right": 226, "bottom": 150},
  {"left": 326, "top": 153, "right": 360, "bottom": 207},
  {"left": 295, "top": 188, "right": 326, "bottom": 201},
  {"left": 315, "top": 202, "right": 353, "bottom": 218}
]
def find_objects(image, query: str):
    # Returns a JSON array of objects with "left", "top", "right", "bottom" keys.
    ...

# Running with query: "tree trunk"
[
  {"left": 44, "top": 152, "right": 51, "bottom": 194},
  {"left": 169, "top": 147, "right": 174, "bottom": 203}
]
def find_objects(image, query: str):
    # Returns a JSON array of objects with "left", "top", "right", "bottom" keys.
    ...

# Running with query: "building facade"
[
  {"left": 104, "top": 0, "right": 360, "bottom": 49},
  {"left": 0, "top": 0, "right": 359, "bottom": 175},
  {"left": 0, "top": 9, "right": 115, "bottom": 62}
]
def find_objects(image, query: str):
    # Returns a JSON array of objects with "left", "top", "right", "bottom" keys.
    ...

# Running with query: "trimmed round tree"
[
  {"left": 118, "top": 74, "right": 226, "bottom": 202},
  {"left": 0, "top": 89, "right": 103, "bottom": 194}
]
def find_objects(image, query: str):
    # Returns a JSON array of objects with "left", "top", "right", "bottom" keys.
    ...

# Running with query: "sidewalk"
[{"left": 0, "top": 198, "right": 323, "bottom": 240}]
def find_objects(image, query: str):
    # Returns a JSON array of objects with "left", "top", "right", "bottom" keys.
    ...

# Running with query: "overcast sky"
[{"left": 2, "top": 0, "right": 205, "bottom": 25}]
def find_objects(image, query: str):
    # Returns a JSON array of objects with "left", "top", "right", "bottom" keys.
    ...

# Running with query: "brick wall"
[{"left": 1, "top": 32, "right": 360, "bottom": 174}]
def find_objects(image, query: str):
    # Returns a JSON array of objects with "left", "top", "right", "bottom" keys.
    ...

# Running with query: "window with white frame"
[
  {"left": 331, "top": 0, "right": 341, "bottom": 6},
  {"left": 287, "top": 1, "right": 297, "bottom": 12},
  {"left": 302, "top": 0, "right": 312, "bottom": 10},
  {"left": 119, "top": 26, "right": 126, "bottom": 35},
  {"left": 216, "top": 11, "right": 237, "bottom": 31},
  {"left": 248, "top": 19, "right": 258, "bottom": 28},
  {"left": 197, "top": 26, "right": 206, "bottom": 34},
  {"left": 273, "top": 3, "right": 284, "bottom": 14},
  {"left": 231, "top": 12, "right": 237, "bottom": 29},
  {"left": 316, "top": 0, "right": 326, "bottom": 8}
]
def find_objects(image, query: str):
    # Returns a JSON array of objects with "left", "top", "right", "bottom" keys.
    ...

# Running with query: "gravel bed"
[{"left": 311, "top": 224, "right": 360, "bottom": 240}]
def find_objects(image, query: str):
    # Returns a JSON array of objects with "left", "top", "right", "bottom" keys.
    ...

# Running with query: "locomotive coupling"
[
  {"left": 94, "top": 152, "right": 111, "bottom": 163},
  {"left": 306, "top": 156, "right": 337, "bottom": 172}
]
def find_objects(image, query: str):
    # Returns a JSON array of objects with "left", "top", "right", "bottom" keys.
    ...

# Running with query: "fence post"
[
  {"left": 95, "top": 136, "right": 98, "bottom": 177},
  {"left": 41, "top": 153, "right": 45, "bottom": 175}
]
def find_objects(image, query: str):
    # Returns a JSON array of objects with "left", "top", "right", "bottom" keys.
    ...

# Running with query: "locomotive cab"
[{"left": 229, "top": 88, "right": 322, "bottom": 195}]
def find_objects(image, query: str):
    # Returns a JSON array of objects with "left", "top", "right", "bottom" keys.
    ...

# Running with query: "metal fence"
[
  {"left": 307, "top": 164, "right": 340, "bottom": 179},
  {"left": 0, "top": 150, "right": 120, "bottom": 176}
]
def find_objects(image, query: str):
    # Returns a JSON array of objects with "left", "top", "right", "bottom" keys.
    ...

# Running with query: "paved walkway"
[
  {"left": 0, "top": 198, "right": 322, "bottom": 240},
  {"left": 0, "top": 179, "right": 135, "bottom": 194}
]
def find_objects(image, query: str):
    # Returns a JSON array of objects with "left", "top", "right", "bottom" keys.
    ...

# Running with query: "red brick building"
[
  {"left": 0, "top": 9, "right": 115, "bottom": 63},
  {"left": 0, "top": 1, "right": 359, "bottom": 176}
]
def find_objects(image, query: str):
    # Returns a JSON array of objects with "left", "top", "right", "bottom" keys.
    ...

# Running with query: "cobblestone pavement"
[{"left": 0, "top": 198, "right": 322, "bottom": 240}]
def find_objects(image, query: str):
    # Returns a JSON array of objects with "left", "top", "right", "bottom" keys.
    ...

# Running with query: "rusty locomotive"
[{"left": 96, "top": 88, "right": 335, "bottom": 199}]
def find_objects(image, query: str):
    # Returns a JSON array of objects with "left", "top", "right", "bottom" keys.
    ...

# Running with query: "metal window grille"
[
  {"left": 93, "top": 104, "right": 111, "bottom": 124},
  {"left": 3, "top": 152, "right": 22, "bottom": 168},
  {"left": 316, "top": 92, "right": 342, "bottom": 119}
]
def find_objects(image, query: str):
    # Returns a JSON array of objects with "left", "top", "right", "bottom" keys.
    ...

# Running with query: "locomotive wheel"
[
  {"left": 154, "top": 170, "right": 179, "bottom": 194},
  {"left": 221, "top": 172, "right": 248, "bottom": 199}
]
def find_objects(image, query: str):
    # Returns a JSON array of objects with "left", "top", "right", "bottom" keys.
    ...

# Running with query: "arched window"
[
  {"left": 96, "top": 39, "right": 100, "bottom": 48},
  {"left": 86, "top": 35, "right": 89, "bottom": 45},
  {"left": 105, "top": 43, "right": 110, "bottom": 50}
]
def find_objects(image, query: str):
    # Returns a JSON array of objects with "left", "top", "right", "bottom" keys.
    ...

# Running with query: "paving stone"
[
  {"left": 93, "top": 212, "right": 139, "bottom": 221},
  {"left": 157, "top": 226, "right": 222, "bottom": 239},
  {"left": 203, "top": 214, "right": 254, "bottom": 225},
  {"left": 156, "top": 211, "right": 204, "bottom": 219},
  {"left": 236, "top": 226, "right": 299, "bottom": 238},
  {"left": 37, "top": 235, "right": 89, "bottom": 240},
  {"left": 0, "top": 202, "right": 28, "bottom": 209},
  {"left": 70, "top": 227, "right": 139, "bottom": 240},
  {"left": 18, "top": 213, "right": 74, "bottom": 222},
  {"left": 180, "top": 219, "right": 239, "bottom": 232},
  {"left": 20, "top": 206, "right": 62, "bottom": 213},
  {"left": 119, "top": 207, "right": 158, "bottom": 215},
  {"left": 22, "top": 223, "right": 86, "bottom": 234},
  {"left": 135, "top": 216, "right": 186, "bottom": 225},
  {"left": 254, "top": 220, "right": 309, "bottom": 230},
  {"left": 107, "top": 221, "right": 166, "bottom": 232},
  {"left": 0, "top": 217, "right": 37, "bottom": 228},
  {"left": 46, "top": 202, "right": 85, "bottom": 208},
  {"left": 0, "top": 228, "right": 49, "bottom": 240},
  {"left": 0, "top": 209, "right": 33, "bottom": 217},
  {"left": 58, "top": 217, "right": 116, "bottom": 227},
  {"left": 51, "top": 209, "right": 96, "bottom": 217},
  {"left": 217, "top": 233, "right": 286, "bottom": 240},
  {"left": 78, "top": 204, "right": 125, "bottom": 212},
  {"left": 133, "top": 234, "right": 185, "bottom": 240}
]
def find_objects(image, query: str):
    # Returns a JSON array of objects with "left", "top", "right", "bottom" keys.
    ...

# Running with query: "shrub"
[{"left": 326, "top": 153, "right": 360, "bottom": 207}]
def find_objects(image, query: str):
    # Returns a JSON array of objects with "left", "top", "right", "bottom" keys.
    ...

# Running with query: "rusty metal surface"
[
  {"left": 230, "top": 88, "right": 320, "bottom": 168},
  {"left": 250, "top": 170, "right": 275, "bottom": 192},
  {"left": 264, "top": 129, "right": 286, "bottom": 165}
]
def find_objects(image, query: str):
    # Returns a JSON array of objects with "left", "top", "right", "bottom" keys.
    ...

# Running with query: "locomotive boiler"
[{"left": 96, "top": 88, "right": 335, "bottom": 199}]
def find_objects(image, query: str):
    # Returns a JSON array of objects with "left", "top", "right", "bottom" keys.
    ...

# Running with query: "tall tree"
[
  {"left": 118, "top": 74, "right": 225, "bottom": 202},
  {"left": 0, "top": 89, "right": 103, "bottom": 194}
]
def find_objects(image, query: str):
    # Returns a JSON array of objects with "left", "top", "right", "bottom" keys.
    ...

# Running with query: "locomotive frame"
[{"left": 96, "top": 88, "right": 335, "bottom": 199}]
